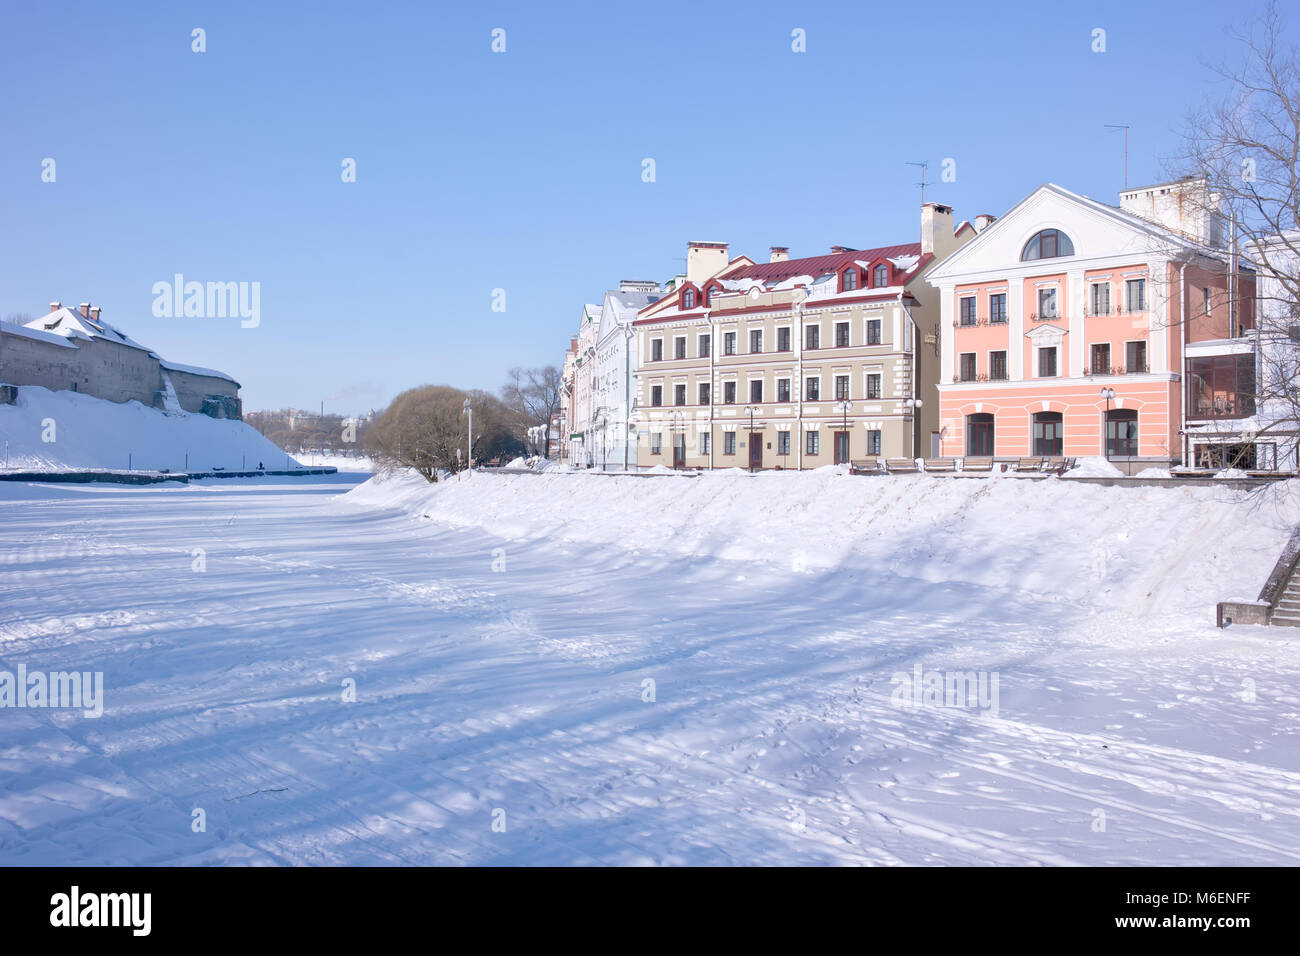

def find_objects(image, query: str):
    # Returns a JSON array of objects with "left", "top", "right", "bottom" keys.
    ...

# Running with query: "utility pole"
[
  {"left": 1104, "top": 124, "right": 1130, "bottom": 189},
  {"left": 906, "top": 161, "right": 929, "bottom": 205}
]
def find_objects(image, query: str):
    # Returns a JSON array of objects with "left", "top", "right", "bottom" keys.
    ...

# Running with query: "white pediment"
[
  {"left": 927, "top": 184, "right": 1194, "bottom": 283},
  {"left": 1025, "top": 323, "right": 1066, "bottom": 343}
]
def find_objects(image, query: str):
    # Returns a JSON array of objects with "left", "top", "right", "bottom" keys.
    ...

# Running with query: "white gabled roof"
[{"left": 24, "top": 307, "right": 153, "bottom": 353}]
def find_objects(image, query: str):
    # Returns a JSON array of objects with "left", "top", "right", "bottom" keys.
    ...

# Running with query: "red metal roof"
[{"left": 725, "top": 242, "right": 923, "bottom": 282}]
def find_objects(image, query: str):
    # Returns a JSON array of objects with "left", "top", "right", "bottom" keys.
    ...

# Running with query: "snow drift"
[
  {"left": 0, "top": 385, "right": 297, "bottom": 473},
  {"left": 347, "top": 469, "right": 1300, "bottom": 620}
]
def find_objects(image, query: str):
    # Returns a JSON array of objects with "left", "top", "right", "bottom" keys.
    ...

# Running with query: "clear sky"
[{"left": 1, "top": 0, "right": 1288, "bottom": 413}]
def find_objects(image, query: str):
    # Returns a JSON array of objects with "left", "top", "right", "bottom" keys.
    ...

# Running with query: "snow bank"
[
  {"left": 0, "top": 385, "right": 297, "bottom": 473},
  {"left": 346, "top": 469, "right": 1300, "bottom": 620},
  {"left": 1069, "top": 456, "right": 1125, "bottom": 478}
]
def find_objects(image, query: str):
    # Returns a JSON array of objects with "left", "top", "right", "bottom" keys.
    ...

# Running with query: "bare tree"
[
  {"left": 500, "top": 366, "right": 562, "bottom": 458},
  {"left": 1171, "top": 1, "right": 1300, "bottom": 468}
]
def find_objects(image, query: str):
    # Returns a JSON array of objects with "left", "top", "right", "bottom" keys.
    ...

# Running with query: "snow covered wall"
[
  {"left": 0, "top": 385, "right": 297, "bottom": 473},
  {"left": 348, "top": 468, "right": 1300, "bottom": 621}
]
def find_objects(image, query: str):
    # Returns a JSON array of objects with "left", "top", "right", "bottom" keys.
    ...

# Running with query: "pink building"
[{"left": 926, "top": 181, "right": 1254, "bottom": 471}]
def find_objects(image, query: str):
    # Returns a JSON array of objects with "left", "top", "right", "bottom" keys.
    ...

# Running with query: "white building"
[
  {"left": 1243, "top": 230, "right": 1300, "bottom": 470},
  {"left": 592, "top": 281, "right": 662, "bottom": 470},
  {"left": 568, "top": 303, "right": 601, "bottom": 467}
]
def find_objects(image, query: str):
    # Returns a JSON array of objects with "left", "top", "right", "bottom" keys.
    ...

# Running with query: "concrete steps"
[{"left": 1272, "top": 576, "right": 1300, "bottom": 626}]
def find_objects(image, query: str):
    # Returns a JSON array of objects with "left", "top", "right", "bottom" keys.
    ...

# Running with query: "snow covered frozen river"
[{"left": 2, "top": 472, "right": 1299, "bottom": 865}]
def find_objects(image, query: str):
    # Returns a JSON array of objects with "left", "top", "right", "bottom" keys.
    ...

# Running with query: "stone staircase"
[{"left": 1270, "top": 571, "right": 1300, "bottom": 627}]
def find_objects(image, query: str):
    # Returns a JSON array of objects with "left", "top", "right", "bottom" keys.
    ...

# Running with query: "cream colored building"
[{"left": 630, "top": 206, "right": 975, "bottom": 469}]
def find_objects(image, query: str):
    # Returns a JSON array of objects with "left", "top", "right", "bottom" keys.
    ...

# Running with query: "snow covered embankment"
[
  {"left": 0, "top": 385, "right": 297, "bottom": 473},
  {"left": 347, "top": 468, "right": 1300, "bottom": 620}
]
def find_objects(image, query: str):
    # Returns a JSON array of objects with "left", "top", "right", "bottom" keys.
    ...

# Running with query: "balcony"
[{"left": 1187, "top": 353, "right": 1257, "bottom": 420}]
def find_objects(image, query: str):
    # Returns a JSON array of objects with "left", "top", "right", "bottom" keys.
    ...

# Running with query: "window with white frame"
[
  {"left": 1126, "top": 278, "right": 1146, "bottom": 312},
  {"left": 806, "top": 431, "right": 819, "bottom": 455}
]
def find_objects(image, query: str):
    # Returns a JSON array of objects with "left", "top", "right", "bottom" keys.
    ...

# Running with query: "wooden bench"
[
  {"left": 922, "top": 457, "right": 956, "bottom": 473},
  {"left": 1015, "top": 457, "right": 1044, "bottom": 472},
  {"left": 960, "top": 456, "right": 994, "bottom": 472},
  {"left": 850, "top": 457, "right": 883, "bottom": 474},
  {"left": 885, "top": 457, "right": 920, "bottom": 473}
]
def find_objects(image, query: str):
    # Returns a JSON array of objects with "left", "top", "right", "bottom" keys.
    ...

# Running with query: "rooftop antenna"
[
  {"left": 906, "top": 161, "right": 929, "bottom": 204},
  {"left": 1104, "top": 124, "right": 1130, "bottom": 188}
]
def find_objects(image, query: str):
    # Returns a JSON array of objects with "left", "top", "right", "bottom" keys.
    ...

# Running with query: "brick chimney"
[
  {"left": 78, "top": 302, "right": 90, "bottom": 318},
  {"left": 769, "top": 246, "right": 789, "bottom": 263},
  {"left": 921, "top": 202, "right": 956, "bottom": 257},
  {"left": 89, "top": 306, "right": 101, "bottom": 320},
  {"left": 48, "top": 301, "right": 61, "bottom": 313},
  {"left": 686, "top": 241, "right": 729, "bottom": 285}
]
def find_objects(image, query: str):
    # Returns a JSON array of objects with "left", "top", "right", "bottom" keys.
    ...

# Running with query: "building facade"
[
  {"left": 926, "top": 181, "right": 1254, "bottom": 471},
  {"left": 567, "top": 304, "right": 601, "bottom": 467},
  {"left": 1, "top": 301, "right": 241, "bottom": 417},
  {"left": 592, "top": 281, "right": 661, "bottom": 470},
  {"left": 630, "top": 206, "right": 974, "bottom": 470},
  {"left": 1238, "top": 230, "right": 1300, "bottom": 470}
]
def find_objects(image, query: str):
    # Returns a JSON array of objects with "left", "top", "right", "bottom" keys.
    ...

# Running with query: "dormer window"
[
  {"left": 704, "top": 286, "right": 714, "bottom": 307},
  {"left": 873, "top": 265, "right": 889, "bottom": 287},
  {"left": 1021, "top": 229, "right": 1075, "bottom": 261},
  {"left": 842, "top": 268, "right": 858, "bottom": 292},
  {"left": 683, "top": 288, "right": 696, "bottom": 309}
]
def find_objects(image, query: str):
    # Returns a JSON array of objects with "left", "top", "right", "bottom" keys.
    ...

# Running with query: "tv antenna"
[
  {"left": 906, "top": 161, "right": 929, "bottom": 204},
  {"left": 1104, "top": 124, "right": 1130, "bottom": 188}
]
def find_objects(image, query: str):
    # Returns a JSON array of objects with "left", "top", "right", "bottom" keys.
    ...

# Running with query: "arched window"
[
  {"left": 682, "top": 288, "right": 696, "bottom": 309},
  {"left": 967, "top": 413, "right": 995, "bottom": 456},
  {"left": 873, "top": 265, "right": 889, "bottom": 287},
  {"left": 1033, "top": 411, "right": 1063, "bottom": 456},
  {"left": 842, "top": 268, "right": 858, "bottom": 291},
  {"left": 1106, "top": 408, "right": 1138, "bottom": 457},
  {"left": 1021, "top": 229, "right": 1075, "bottom": 261}
]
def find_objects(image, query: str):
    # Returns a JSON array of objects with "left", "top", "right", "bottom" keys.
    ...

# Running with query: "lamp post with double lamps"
[
  {"left": 902, "top": 396, "right": 923, "bottom": 459},
  {"left": 1100, "top": 388, "right": 1116, "bottom": 460}
]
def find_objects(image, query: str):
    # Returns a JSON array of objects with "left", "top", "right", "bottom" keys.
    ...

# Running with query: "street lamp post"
[
  {"left": 462, "top": 397, "right": 473, "bottom": 471},
  {"left": 1100, "top": 388, "right": 1115, "bottom": 460},
  {"left": 744, "top": 405, "right": 758, "bottom": 471},
  {"left": 835, "top": 399, "right": 851, "bottom": 465},
  {"left": 902, "top": 397, "right": 923, "bottom": 459}
]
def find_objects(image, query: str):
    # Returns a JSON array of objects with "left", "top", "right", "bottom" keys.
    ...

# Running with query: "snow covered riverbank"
[{"left": 347, "top": 468, "right": 1300, "bottom": 621}]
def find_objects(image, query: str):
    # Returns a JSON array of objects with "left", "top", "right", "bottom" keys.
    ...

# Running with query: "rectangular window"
[
  {"left": 777, "top": 378, "right": 791, "bottom": 402},
  {"left": 1091, "top": 343, "right": 1111, "bottom": 374},
  {"left": 1126, "top": 278, "right": 1146, "bottom": 312},
  {"left": 698, "top": 382, "right": 711, "bottom": 405},
  {"left": 836, "top": 321, "right": 850, "bottom": 347},
  {"left": 959, "top": 352, "right": 977, "bottom": 382},
  {"left": 866, "top": 319, "right": 882, "bottom": 345},
  {"left": 806, "top": 325, "right": 820, "bottom": 350},
  {"left": 723, "top": 381, "right": 736, "bottom": 404},
  {"left": 837, "top": 374, "right": 851, "bottom": 400},
  {"left": 989, "top": 293, "right": 1007, "bottom": 324},
  {"left": 777, "top": 431, "right": 790, "bottom": 456},
  {"left": 651, "top": 433, "right": 662, "bottom": 454},
  {"left": 865, "top": 374, "right": 880, "bottom": 399},
  {"left": 805, "top": 377, "right": 820, "bottom": 401},
  {"left": 724, "top": 432, "right": 736, "bottom": 455},
  {"left": 1090, "top": 283, "right": 1110, "bottom": 315},
  {"left": 700, "top": 433, "right": 711, "bottom": 455},
  {"left": 1037, "top": 288, "right": 1058, "bottom": 319},
  {"left": 699, "top": 333, "right": 711, "bottom": 357},
  {"left": 866, "top": 429, "right": 882, "bottom": 455},
  {"left": 1038, "top": 347, "right": 1057, "bottom": 377},
  {"left": 674, "top": 337, "right": 686, "bottom": 360},
  {"left": 806, "top": 431, "right": 820, "bottom": 455},
  {"left": 777, "top": 327, "right": 791, "bottom": 351},
  {"left": 750, "top": 329, "right": 763, "bottom": 354},
  {"left": 724, "top": 332, "right": 736, "bottom": 355},
  {"left": 959, "top": 297, "right": 977, "bottom": 326},
  {"left": 749, "top": 379, "right": 763, "bottom": 403},
  {"left": 989, "top": 350, "right": 1007, "bottom": 381},
  {"left": 674, "top": 384, "right": 686, "bottom": 406},
  {"left": 651, "top": 339, "right": 664, "bottom": 361},
  {"left": 1203, "top": 287, "right": 1212, "bottom": 315},
  {"left": 651, "top": 385, "right": 663, "bottom": 407},
  {"left": 1125, "top": 340, "right": 1147, "bottom": 373}
]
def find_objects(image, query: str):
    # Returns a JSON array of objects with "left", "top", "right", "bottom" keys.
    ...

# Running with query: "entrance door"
[
  {"left": 833, "top": 430, "right": 850, "bottom": 465},
  {"left": 748, "top": 432, "right": 763, "bottom": 470},
  {"left": 673, "top": 434, "right": 686, "bottom": 469}
]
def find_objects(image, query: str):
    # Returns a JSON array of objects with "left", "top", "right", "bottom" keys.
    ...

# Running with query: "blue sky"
[{"left": 0, "top": 0, "right": 1286, "bottom": 412}]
